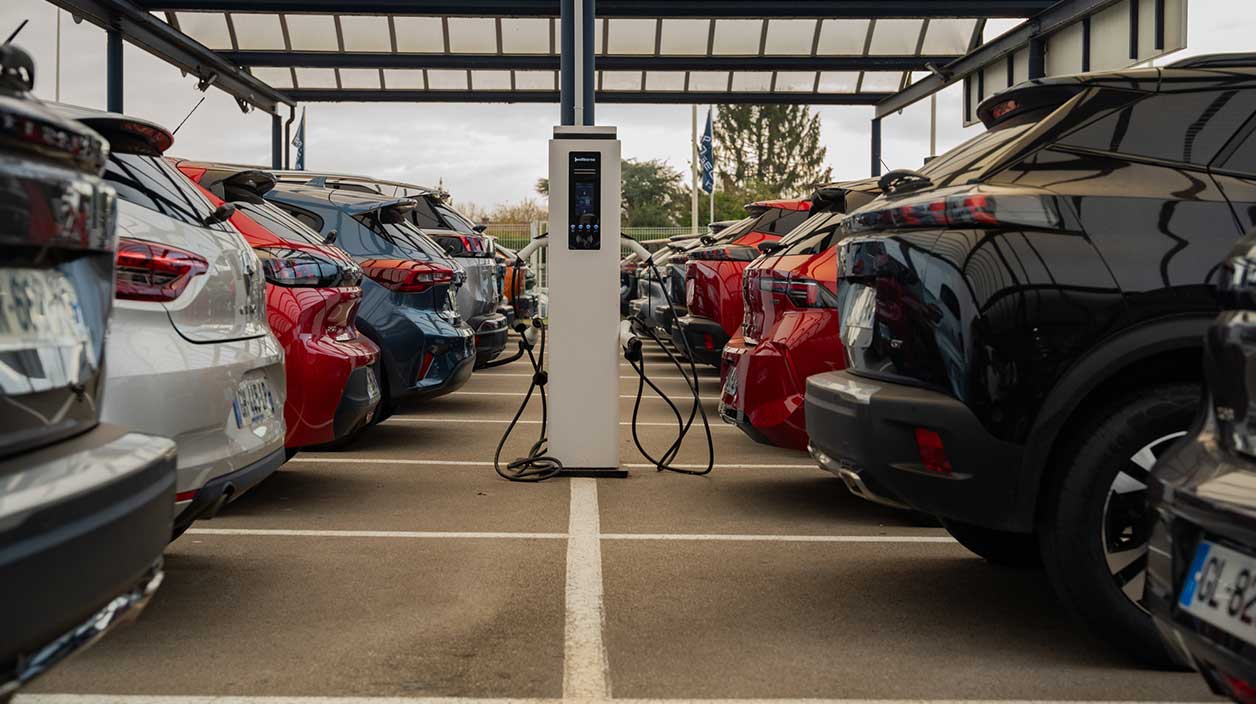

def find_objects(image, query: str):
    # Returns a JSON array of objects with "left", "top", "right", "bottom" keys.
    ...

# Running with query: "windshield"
[
  {"left": 236, "top": 201, "right": 326, "bottom": 247},
  {"left": 434, "top": 202, "right": 479, "bottom": 235}
]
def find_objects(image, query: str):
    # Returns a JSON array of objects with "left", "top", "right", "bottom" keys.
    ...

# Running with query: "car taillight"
[
  {"left": 754, "top": 270, "right": 837, "bottom": 309},
  {"left": 255, "top": 246, "right": 349, "bottom": 288},
  {"left": 844, "top": 187, "right": 1069, "bottom": 235},
  {"left": 115, "top": 238, "right": 208, "bottom": 302},
  {"left": 689, "top": 245, "right": 759, "bottom": 262},
  {"left": 362, "top": 260, "right": 455, "bottom": 293},
  {"left": 914, "top": 428, "right": 952, "bottom": 475}
]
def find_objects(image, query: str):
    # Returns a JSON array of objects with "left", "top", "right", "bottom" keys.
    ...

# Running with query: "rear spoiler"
[
  {"left": 975, "top": 81, "right": 1088, "bottom": 128},
  {"left": 53, "top": 103, "right": 173, "bottom": 155},
  {"left": 340, "top": 196, "right": 418, "bottom": 223},
  {"left": 810, "top": 177, "right": 880, "bottom": 213}
]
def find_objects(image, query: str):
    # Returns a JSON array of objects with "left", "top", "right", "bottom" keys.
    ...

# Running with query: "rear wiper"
[{"left": 877, "top": 169, "right": 933, "bottom": 195}]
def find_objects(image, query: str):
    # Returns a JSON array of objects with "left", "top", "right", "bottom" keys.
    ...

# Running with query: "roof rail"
[{"left": 1170, "top": 53, "right": 1256, "bottom": 69}]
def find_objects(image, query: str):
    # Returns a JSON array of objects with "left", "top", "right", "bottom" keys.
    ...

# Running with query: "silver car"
[{"left": 62, "top": 106, "right": 287, "bottom": 539}]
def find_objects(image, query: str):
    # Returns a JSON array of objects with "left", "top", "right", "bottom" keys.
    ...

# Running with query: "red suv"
[
  {"left": 173, "top": 161, "right": 382, "bottom": 450},
  {"left": 674, "top": 199, "right": 812, "bottom": 366},
  {"left": 718, "top": 182, "right": 879, "bottom": 450}
]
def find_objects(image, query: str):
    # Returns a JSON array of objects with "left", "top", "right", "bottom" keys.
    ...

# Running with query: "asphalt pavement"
[{"left": 21, "top": 341, "right": 1219, "bottom": 704}]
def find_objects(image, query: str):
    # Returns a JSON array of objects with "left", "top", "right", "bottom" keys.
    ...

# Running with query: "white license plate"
[
  {"left": 365, "top": 367, "right": 380, "bottom": 401},
  {"left": 1179, "top": 539, "right": 1256, "bottom": 646},
  {"left": 233, "top": 377, "right": 276, "bottom": 429},
  {"left": 722, "top": 368, "right": 739, "bottom": 399}
]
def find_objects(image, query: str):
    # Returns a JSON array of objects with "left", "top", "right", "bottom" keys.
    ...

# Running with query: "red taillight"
[
  {"left": 703, "top": 333, "right": 715, "bottom": 351},
  {"left": 914, "top": 428, "right": 952, "bottom": 475},
  {"left": 175, "top": 490, "right": 197, "bottom": 502},
  {"left": 845, "top": 189, "right": 1066, "bottom": 235},
  {"left": 115, "top": 238, "right": 209, "bottom": 302},
  {"left": 416, "top": 350, "right": 435, "bottom": 381},
  {"left": 753, "top": 269, "right": 836, "bottom": 309},
  {"left": 690, "top": 245, "right": 759, "bottom": 262},
  {"left": 989, "top": 99, "right": 1021, "bottom": 121},
  {"left": 1223, "top": 673, "right": 1256, "bottom": 704},
  {"left": 361, "top": 260, "right": 455, "bottom": 293}
]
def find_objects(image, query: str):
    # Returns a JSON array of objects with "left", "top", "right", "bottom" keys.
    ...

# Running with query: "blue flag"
[
  {"left": 699, "top": 108, "right": 714, "bottom": 194},
  {"left": 291, "top": 108, "right": 306, "bottom": 170}
]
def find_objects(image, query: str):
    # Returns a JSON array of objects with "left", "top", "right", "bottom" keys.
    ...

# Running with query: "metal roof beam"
[
  {"left": 220, "top": 51, "right": 959, "bottom": 73},
  {"left": 139, "top": 0, "right": 1052, "bottom": 18},
  {"left": 875, "top": 0, "right": 1123, "bottom": 118},
  {"left": 285, "top": 89, "right": 891, "bottom": 104},
  {"left": 47, "top": 0, "right": 293, "bottom": 112}
]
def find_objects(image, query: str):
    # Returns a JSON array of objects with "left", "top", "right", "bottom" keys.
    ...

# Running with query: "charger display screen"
[{"left": 568, "top": 152, "right": 601, "bottom": 250}]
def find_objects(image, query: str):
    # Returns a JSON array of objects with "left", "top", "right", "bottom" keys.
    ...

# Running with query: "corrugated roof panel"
[
  {"left": 294, "top": 67, "right": 338, "bottom": 88},
  {"left": 711, "top": 19, "right": 762, "bottom": 56},
  {"left": 763, "top": 20, "right": 816, "bottom": 55},
  {"left": 175, "top": 12, "right": 232, "bottom": 51},
  {"left": 285, "top": 14, "right": 339, "bottom": 51},
  {"left": 447, "top": 17, "right": 498, "bottom": 53},
  {"left": 730, "top": 71, "right": 773, "bottom": 92},
  {"left": 817, "top": 71, "right": 860, "bottom": 93},
  {"left": 869, "top": 19, "right": 925, "bottom": 55},
  {"left": 339, "top": 15, "right": 391, "bottom": 52},
  {"left": 658, "top": 19, "right": 710, "bottom": 55},
  {"left": 393, "top": 16, "right": 445, "bottom": 53},
  {"left": 382, "top": 69, "right": 425, "bottom": 89},
  {"left": 231, "top": 13, "right": 284, "bottom": 50},
  {"left": 501, "top": 18, "right": 550, "bottom": 54},
  {"left": 688, "top": 71, "right": 730, "bottom": 92},
  {"left": 339, "top": 68, "right": 381, "bottom": 89},
  {"left": 815, "top": 19, "right": 870, "bottom": 55},
  {"left": 427, "top": 69, "right": 469, "bottom": 90},
  {"left": 644, "top": 71, "right": 686, "bottom": 91},
  {"left": 606, "top": 18, "right": 657, "bottom": 55}
]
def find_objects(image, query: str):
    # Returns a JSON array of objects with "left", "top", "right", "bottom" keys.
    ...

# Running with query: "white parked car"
[{"left": 59, "top": 105, "right": 287, "bottom": 539}]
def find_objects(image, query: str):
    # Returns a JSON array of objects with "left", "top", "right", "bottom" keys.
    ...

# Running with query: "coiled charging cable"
[{"left": 493, "top": 317, "right": 564, "bottom": 482}]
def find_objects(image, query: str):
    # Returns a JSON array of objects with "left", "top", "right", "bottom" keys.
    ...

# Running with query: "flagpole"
[
  {"left": 691, "top": 105, "right": 699, "bottom": 235},
  {"left": 708, "top": 106, "right": 715, "bottom": 227}
]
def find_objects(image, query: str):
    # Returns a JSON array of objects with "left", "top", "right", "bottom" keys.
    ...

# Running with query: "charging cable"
[{"left": 493, "top": 317, "right": 564, "bottom": 482}]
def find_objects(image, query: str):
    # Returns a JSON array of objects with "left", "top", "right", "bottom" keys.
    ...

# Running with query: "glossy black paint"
[
  {"left": 1148, "top": 230, "right": 1256, "bottom": 694},
  {"left": 829, "top": 63, "right": 1256, "bottom": 530}
]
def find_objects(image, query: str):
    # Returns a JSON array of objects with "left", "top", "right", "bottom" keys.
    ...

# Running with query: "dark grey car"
[{"left": 0, "top": 45, "right": 176, "bottom": 701}]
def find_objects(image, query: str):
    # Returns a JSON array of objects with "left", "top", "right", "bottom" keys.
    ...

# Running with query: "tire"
[
  {"left": 1038, "top": 382, "right": 1198, "bottom": 668},
  {"left": 942, "top": 518, "right": 1041, "bottom": 567}
]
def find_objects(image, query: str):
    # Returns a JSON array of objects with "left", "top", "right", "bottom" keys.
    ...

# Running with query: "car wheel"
[
  {"left": 1038, "top": 382, "right": 1197, "bottom": 668},
  {"left": 942, "top": 518, "right": 1041, "bottom": 566}
]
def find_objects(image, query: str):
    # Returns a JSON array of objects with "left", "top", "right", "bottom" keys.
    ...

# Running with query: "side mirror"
[
  {"left": 203, "top": 203, "right": 236, "bottom": 226},
  {"left": 757, "top": 241, "right": 781, "bottom": 255},
  {"left": 323, "top": 229, "right": 338, "bottom": 245},
  {"left": 473, "top": 224, "right": 488, "bottom": 233}
]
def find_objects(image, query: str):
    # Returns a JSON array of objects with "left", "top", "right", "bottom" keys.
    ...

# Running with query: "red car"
[
  {"left": 173, "top": 160, "right": 382, "bottom": 450},
  {"left": 718, "top": 181, "right": 880, "bottom": 450},
  {"left": 674, "top": 199, "right": 812, "bottom": 366}
]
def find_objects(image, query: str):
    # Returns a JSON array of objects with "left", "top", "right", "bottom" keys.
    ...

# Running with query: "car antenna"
[
  {"left": 172, "top": 95, "right": 207, "bottom": 135},
  {"left": 4, "top": 19, "right": 29, "bottom": 45}
]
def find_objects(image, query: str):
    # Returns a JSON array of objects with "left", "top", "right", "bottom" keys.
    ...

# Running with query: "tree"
[
  {"left": 715, "top": 105, "right": 831, "bottom": 197},
  {"left": 489, "top": 199, "right": 547, "bottom": 223},
  {"left": 535, "top": 159, "right": 687, "bottom": 227}
]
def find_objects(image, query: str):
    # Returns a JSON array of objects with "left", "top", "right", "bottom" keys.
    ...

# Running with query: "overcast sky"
[{"left": 3, "top": 0, "right": 1252, "bottom": 213}]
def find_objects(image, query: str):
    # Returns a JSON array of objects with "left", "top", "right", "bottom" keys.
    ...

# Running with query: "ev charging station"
[{"left": 546, "top": 126, "right": 625, "bottom": 475}]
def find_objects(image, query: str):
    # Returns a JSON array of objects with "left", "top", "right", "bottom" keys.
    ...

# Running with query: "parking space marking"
[
  {"left": 449, "top": 392, "right": 710, "bottom": 401},
  {"left": 286, "top": 458, "right": 816, "bottom": 470},
  {"left": 17, "top": 696, "right": 1220, "bottom": 704},
  {"left": 600, "top": 534, "right": 955, "bottom": 543},
  {"left": 385, "top": 418, "right": 738, "bottom": 430},
  {"left": 564, "top": 478, "right": 611, "bottom": 700},
  {"left": 186, "top": 528, "right": 566, "bottom": 540},
  {"left": 472, "top": 373, "right": 704, "bottom": 382}
]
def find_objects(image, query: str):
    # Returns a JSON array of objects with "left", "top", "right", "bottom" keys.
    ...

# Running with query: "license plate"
[
  {"left": 0, "top": 267, "right": 94, "bottom": 392},
  {"left": 723, "top": 368, "right": 739, "bottom": 399},
  {"left": 233, "top": 376, "right": 276, "bottom": 429},
  {"left": 365, "top": 367, "right": 380, "bottom": 401},
  {"left": 1178, "top": 539, "right": 1256, "bottom": 646}
]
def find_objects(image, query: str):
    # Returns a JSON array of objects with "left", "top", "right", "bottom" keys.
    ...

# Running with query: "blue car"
[{"left": 266, "top": 184, "right": 476, "bottom": 422}]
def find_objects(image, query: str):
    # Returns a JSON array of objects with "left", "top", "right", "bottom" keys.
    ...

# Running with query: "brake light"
[
  {"left": 115, "top": 238, "right": 208, "bottom": 302},
  {"left": 844, "top": 188, "right": 1067, "bottom": 234},
  {"left": 989, "top": 99, "right": 1021, "bottom": 121},
  {"left": 361, "top": 259, "right": 455, "bottom": 293},
  {"left": 752, "top": 270, "right": 837, "bottom": 309},
  {"left": 416, "top": 350, "right": 435, "bottom": 381},
  {"left": 1222, "top": 673, "right": 1256, "bottom": 704},
  {"left": 914, "top": 428, "right": 952, "bottom": 475},
  {"left": 689, "top": 245, "right": 759, "bottom": 262},
  {"left": 175, "top": 490, "right": 197, "bottom": 502}
]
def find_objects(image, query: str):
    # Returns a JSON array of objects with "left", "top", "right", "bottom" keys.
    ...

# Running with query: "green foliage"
[
  {"left": 621, "top": 158, "right": 688, "bottom": 227},
  {"left": 715, "top": 105, "right": 831, "bottom": 197}
]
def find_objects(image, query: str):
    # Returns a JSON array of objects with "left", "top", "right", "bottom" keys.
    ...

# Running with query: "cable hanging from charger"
[{"left": 493, "top": 317, "right": 564, "bottom": 482}]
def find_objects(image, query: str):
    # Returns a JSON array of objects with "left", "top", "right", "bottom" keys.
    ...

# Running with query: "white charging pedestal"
[{"left": 546, "top": 125, "right": 627, "bottom": 477}]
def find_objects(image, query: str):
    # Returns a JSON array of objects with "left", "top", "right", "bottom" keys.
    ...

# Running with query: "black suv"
[
  {"left": 805, "top": 54, "right": 1256, "bottom": 665},
  {"left": 1147, "top": 229, "right": 1256, "bottom": 695},
  {"left": 0, "top": 46, "right": 176, "bottom": 700}
]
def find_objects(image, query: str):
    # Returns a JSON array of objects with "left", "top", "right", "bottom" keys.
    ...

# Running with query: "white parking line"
[
  {"left": 186, "top": 528, "right": 566, "bottom": 540},
  {"left": 473, "top": 373, "right": 709, "bottom": 382},
  {"left": 600, "top": 534, "right": 956, "bottom": 543},
  {"left": 287, "top": 457, "right": 815, "bottom": 470},
  {"left": 564, "top": 478, "right": 611, "bottom": 700},
  {"left": 449, "top": 392, "right": 714, "bottom": 401},
  {"left": 17, "top": 696, "right": 1220, "bottom": 704},
  {"left": 385, "top": 417, "right": 738, "bottom": 430}
]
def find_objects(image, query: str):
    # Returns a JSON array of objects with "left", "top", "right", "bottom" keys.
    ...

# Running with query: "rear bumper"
[
  {"left": 0, "top": 424, "right": 175, "bottom": 685},
  {"left": 675, "top": 315, "right": 728, "bottom": 367},
  {"left": 282, "top": 332, "right": 379, "bottom": 449},
  {"left": 717, "top": 337, "right": 809, "bottom": 451},
  {"left": 173, "top": 446, "right": 286, "bottom": 535},
  {"left": 804, "top": 370, "right": 1029, "bottom": 531},
  {"left": 329, "top": 364, "right": 382, "bottom": 438},
  {"left": 1148, "top": 434, "right": 1256, "bottom": 688},
  {"left": 470, "top": 313, "right": 510, "bottom": 366}
]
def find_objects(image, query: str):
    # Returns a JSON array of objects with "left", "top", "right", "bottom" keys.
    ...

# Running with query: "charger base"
[{"left": 557, "top": 467, "right": 630, "bottom": 478}]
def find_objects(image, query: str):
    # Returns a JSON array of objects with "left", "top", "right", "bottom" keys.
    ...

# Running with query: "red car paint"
[
  {"left": 174, "top": 161, "right": 381, "bottom": 449},
  {"left": 718, "top": 184, "right": 880, "bottom": 450},
  {"left": 679, "top": 199, "right": 812, "bottom": 365}
]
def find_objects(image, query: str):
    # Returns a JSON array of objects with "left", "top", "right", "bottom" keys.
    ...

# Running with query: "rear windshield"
[
  {"left": 434, "top": 202, "right": 479, "bottom": 235},
  {"left": 747, "top": 207, "right": 811, "bottom": 236},
  {"left": 918, "top": 112, "right": 1046, "bottom": 188},
  {"left": 236, "top": 201, "right": 326, "bottom": 247},
  {"left": 356, "top": 213, "right": 449, "bottom": 260},
  {"left": 104, "top": 152, "right": 224, "bottom": 228},
  {"left": 776, "top": 212, "right": 846, "bottom": 256}
]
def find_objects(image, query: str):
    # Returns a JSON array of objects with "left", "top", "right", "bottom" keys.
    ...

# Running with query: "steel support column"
[
  {"left": 1028, "top": 37, "right": 1046, "bottom": 79},
  {"left": 581, "top": 0, "right": 595, "bottom": 125},
  {"left": 271, "top": 113, "right": 282, "bottom": 169},
  {"left": 559, "top": 0, "right": 574, "bottom": 125},
  {"left": 871, "top": 117, "right": 882, "bottom": 177},
  {"left": 107, "top": 22, "right": 123, "bottom": 113}
]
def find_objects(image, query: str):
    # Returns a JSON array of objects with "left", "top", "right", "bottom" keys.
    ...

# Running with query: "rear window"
[
  {"left": 269, "top": 201, "right": 326, "bottom": 234},
  {"left": 236, "top": 201, "right": 325, "bottom": 247},
  {"left": 918, "top": 115, "right": 1043, "bottom": 188},
  {"left": 748, "top": 208, "right": 810, "bottom": 236},
  {"left": 104, "top": 153, "right": 223, "bottom": 228},
  {"left": 434, "top": 201, "right": 479, "bottom": 235},
  {"left": 777, "top": 212, "right": 845, "bottom": 256},
  {"left": 1220, "top": 122, "right": 1256, "bottom": 175},
  {"left": 357, "top": 213, "right": 448, "bottom": 260},
  {"left": 1058, "top": 89, "right": 1256, "bottom": 166}
]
